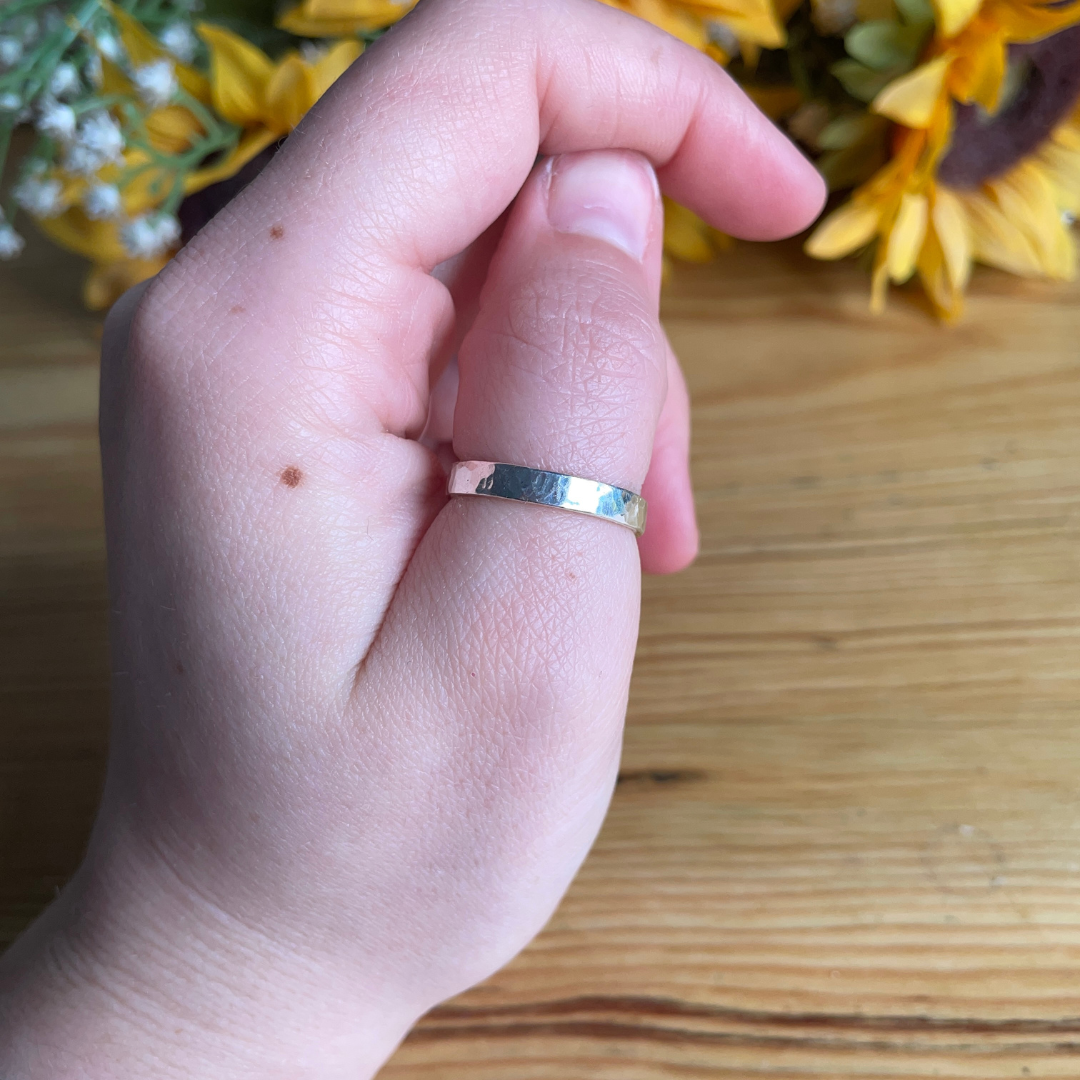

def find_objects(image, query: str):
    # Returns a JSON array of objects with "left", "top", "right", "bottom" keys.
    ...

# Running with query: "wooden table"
[{"left": 4, "top": 227, "right": 1080, "bottom": 1078}]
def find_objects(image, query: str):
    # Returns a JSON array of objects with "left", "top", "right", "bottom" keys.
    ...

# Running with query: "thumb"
[
  {"left": 455, "top": 149, "right": 665, "bottom": 486},
  {"left": 355, "top": 150, "right": 666, "bottom": 995}
]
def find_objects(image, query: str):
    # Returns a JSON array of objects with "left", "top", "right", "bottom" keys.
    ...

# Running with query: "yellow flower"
[
  {"left": 45, "top": 20, "right": 362, "bottom": 307},
  {"left": 951, "top": 107, "right": 1080, "bottom": 281},
  {"left": 663, "top": 197, "right": 733, "bottom": 264},
  {"left": 193, "top": 26, "right": 363, "bottom": 187},
  {"left": 595, "top": 0, "right": 790, "bottom": 268},
  {"left": 277, "top": 0, "right": 416, "bottom": 37},
  {"left": 37, "top": 210, "right": 170, "bottom": 309},
  {"left": 107, "top": 3, "right": 210, "bottom": 101},
  {"left": 36, "top": 4, "right": 211, "bottom": 307},
  {"left": 806, "top": 0, "right": 1080, "bottom": 319},
  {"left": 278, "top": 0, "right": 412, "bottom": 37},
  {"left": 597, "top": 0, "right": 788, "bottom": 63}
]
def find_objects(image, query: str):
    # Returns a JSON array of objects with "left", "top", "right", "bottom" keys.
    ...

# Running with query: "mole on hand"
[
  {"left": 269, "top": 224, "right": 285, "bottom": 240},
  {"left": 280, "top": 465, "right": 302, "bottom": 488}
]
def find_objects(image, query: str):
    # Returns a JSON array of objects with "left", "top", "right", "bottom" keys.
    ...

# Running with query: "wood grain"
[{"left": 4, "top": 227, "right": 1080, "bottom": 1077}]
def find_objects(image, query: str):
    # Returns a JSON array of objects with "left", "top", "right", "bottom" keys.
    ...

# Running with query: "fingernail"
[{"left": 546, "top": 151, "right": 657, "bottom": 262}]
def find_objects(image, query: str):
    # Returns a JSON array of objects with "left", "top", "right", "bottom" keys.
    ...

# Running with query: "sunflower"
[{"left": 806, "top": 0, "right": 1080, "bottom": 318}]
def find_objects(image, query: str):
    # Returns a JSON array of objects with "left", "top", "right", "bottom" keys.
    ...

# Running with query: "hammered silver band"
[{"left": 448, "top": 461, "right": 647, "bottom": 537}]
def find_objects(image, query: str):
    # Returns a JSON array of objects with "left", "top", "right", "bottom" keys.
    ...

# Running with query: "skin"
[{"left": 0, "top": 1, "right": 825, "bottom": 1076}]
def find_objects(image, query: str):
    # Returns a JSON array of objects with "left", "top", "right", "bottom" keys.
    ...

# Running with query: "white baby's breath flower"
[
  {"left": 42, "top": 8, "right": 64, "bottom": 35},
  {"left": 0, "top": 223, "right": 25, "bottom": 260},
  {"left": 131, "top": 59, "right": 177, "bottom": 108},
  {"left": 83, "top": 183, "right": 122, "bottom": 220},
  {"left": 0, "top": 36, "right": 23, "bottom": 66},
  {"left": 48, "top": 60, "right": 81, "bottom": 98},
  {"left": 36, "top": 98, "right": 77, "bottom": 142},
  {"left": 120, "top": 216, "right": 158, "bottom": 258},
  {"left": 0, "top": 91, "right": 22, "bottom": 112},
  {"left": 155, "top": 214, "right": 181, "bottom": 248},
  {"left": 69, "top": 110, "right": 124, "bottom": 171},
  {"left": 159, "top": 21, "right": 197, "bottom": 63},
  {"left": 13, "top": 175, "right": 65, "bottom": 218},
  {"left": 95, "top": 32, "right": 122, "bottom": 63},
  {"left": 84, "top": 52, "right": 103, "bottom": 87},
  {"left": 122, "top": 213, "right": 180, "bottom": 259},
  {"left": 20, "top": 16, "right": 40, "bottom": 45},
  {"left": 63, "top": 142, "right": 104, "bottom": 175}
]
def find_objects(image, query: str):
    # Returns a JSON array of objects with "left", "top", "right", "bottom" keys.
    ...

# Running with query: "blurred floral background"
[{"left": 0, "top": 0, "right": 1077, "bottom": 318}]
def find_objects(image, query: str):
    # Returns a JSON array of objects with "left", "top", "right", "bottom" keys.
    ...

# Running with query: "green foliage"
[{"left": 831, "top": 0, "right": 933, "bottom": 102}]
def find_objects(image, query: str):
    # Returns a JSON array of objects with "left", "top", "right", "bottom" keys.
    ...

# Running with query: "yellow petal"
[
  {"left": 690, "top": 0, "right": 786, "bottom": 47},
  {"left": 310, "top": 39, "right": 364, "bottom": 101},
  {"left": 198, "top": 23, "right": 274, "bottom": 127},
  {"left": 145, "top": 104, "right": 204, "bottom": 154},
  {"left": 873, "top": 55, "right": 952, "bottom": 128},
  {"left": 963, "top": 190, "right": 1043, "bottom": 277},
  {"left": 277, "top": 0, "right": 415, "bottom": 35},
  {"left": 870, "top": 243, "right": 890, "bottom": 313},
  {"left": 931, "top": 186, "right": 971, "bottom": 290},
  {"left": 949, "top": 33, "right": 1006, "bottom": 112},
  {"left": 993, "top": 0, "right": 1080, "bottom": 43},
  {"left": 1051, "top": 122, "right": 1080, "bottom": 154},
  {"left": 106, "top": 2, "right": 209, "bottom": 101},
  {"left": 993, "top": 163, "right": 1076, "bottom": 280},
  {"left": 105, "top": 2, "right": 160, "bottom": 67},
  {"left": 185, "top": 127, "right": 280, "bottom": 194},
  {"left": 931, "top": 0, "right": 981, "bottom": 37},
  {"left": 663, "top": 198, "right": 723, "bottom": 262},
  {"left": 38, "top": 207, "right": 128, "bottom": 262},
  {"left": 804, "top": 199, "right": 881, "bottom": 259},
  {"left": 886, "top": 191, "right": 928, "bottom": 282},
  {"left": 602, "top": 0, "right": 709, "bottom": 49},
  {"left": 916, "top": 226, "right": 963, "bottom": 321},
  {"left": 265, "top": 54, "right": 313, "bottom": 132},
  {"left": 1038, "top": 140, "right": 1080, "bottom": 215}
]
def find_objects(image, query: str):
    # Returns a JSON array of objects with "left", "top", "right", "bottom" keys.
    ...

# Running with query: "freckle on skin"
[
  {"left": 269, "top": 223, "right": 285, "bottom": 240},
  {"left": 175, "top": 661, "right": 184, "bottom": 676},
  {"left": 229, "top": 305, "right": 245, "bottom": 315},
  {"left": 280, "top": 465, "right": 303, "bottom": 488}
]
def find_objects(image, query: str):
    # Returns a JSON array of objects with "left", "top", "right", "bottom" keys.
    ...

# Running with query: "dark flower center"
[{"left": 938, "top": 25, "right": 1080, "bottom": 189}]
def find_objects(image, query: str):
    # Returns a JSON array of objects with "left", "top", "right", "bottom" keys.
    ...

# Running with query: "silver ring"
[{"left": 448, "top": 461, "right": 646, "bottom": 537}]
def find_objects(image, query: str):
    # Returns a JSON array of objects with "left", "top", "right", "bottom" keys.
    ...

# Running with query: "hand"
[{"left": 0, "top": 1, "right": 823, "bottom": 1076}]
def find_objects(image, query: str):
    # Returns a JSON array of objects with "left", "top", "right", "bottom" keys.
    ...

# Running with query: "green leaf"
[
  {"left": 894, "top": 0, "right": 935, "bottom": 27},
  {"left": 818, "top": 112, "right": 876, "bottom": 149},
  {"left": 830, "top": 58, "right": 896, "bottom": 101},
  {"left": 845, "top": 21, "right": 917, "bottom": 70}
]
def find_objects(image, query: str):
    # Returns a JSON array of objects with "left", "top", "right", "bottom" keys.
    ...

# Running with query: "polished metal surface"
[{"left": 448, "top": 461, "right": 647, "bottom": 536}]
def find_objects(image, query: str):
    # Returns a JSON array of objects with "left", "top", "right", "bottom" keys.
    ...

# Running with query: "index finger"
[{"left": 152, "top": 0, "right": 824, "bottom": 433}]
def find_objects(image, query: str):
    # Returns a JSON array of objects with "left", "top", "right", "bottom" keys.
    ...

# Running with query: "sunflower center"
[{"left": 938, "top": 25, "right": 1080, "bottom": 190}]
